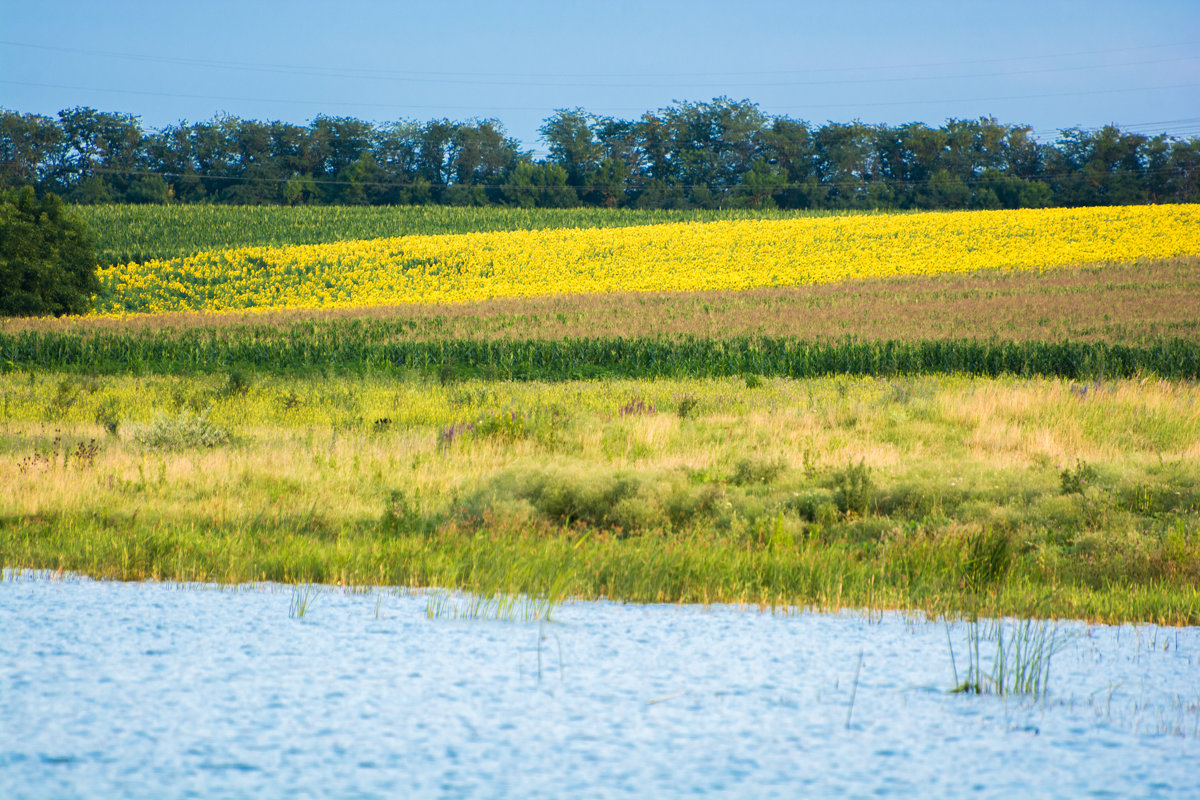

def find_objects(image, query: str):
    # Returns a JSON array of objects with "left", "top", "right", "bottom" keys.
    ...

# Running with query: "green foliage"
[
  {"left": 471, "top": 409, "right": 530, "bottom": 442},
  {"left": 94, "top": 398, "right": 122, "bottom": 437},
  {"left": 5, "top": 328, "right": 1198, "bottom": 382},
  {"left": 676, "top": 394, "right": 700, "bottom": 419},
  {"left": 949, "top": 617, "right": 1066, "bottom": 698},
  {"left": 729, "top": 457, "right": 786, "bottom": 486},
  {"left": 126, "top": 410, "right": 229, "bottom": 451},
  {"left": 5, "top": 104, "right": 1198, "bottom": 217},
  {"left": 961, "top": 527, "right": 1013, "bottom": 593},
  {"left": 221, "top": 370, "right": 251, "bottom": 398},
  {"left": 381, "top": 490, "right": 440, "bottom": 537},
  {"left": 464, "top": 465, "right": 726, "bottom": 534},
  {"left": 829, "top": 460, "right": 875, "bottom": 515},
  {"left": 0, "top": 188, "right": 99, "bottom": 316},
  {"left": 1060, "top": 460, "right": 1099, "bottom": 495},
  {"left": 75, "top": 204, "right": 850, "bottom": 266}
]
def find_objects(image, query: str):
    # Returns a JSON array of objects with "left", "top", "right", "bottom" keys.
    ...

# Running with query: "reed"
[
  {"left": 423, "top": 590, "right": 560, "bottom": 622},
  {"left": 949, "top": 617, "right": 1067, "bottom": 698},
  {"left": 288, "top": 585, "right": 321, "bottom": 618}
]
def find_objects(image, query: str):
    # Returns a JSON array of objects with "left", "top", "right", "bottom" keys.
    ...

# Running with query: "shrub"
[
  {"left": 381, "top": 489, "right": 440, "bottom": 537},
  {"left": 0, "top": 188, "right": 99, "bottom": 316},
  {"left": 126, "top": 410, "right": 229, "bottom": 451},
  {"left": 729, "top": 457, "right": 786, "bottom": 486},
  {"left": 1060, "top": 460, "right": 1098, "bottom": 495},
  {"left": 676, "top": 394, "right": 700, "bottom": 419},
  {"left": 829, "top": 460, "right": 875, "bottom": 516}
]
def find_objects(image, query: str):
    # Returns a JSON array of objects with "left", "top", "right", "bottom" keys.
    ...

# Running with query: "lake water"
[{"left": 1, "top": 571, "right": 1197, "bottom": 799}]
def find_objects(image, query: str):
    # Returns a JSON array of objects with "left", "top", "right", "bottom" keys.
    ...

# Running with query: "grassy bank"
[{"left": 2, "top": 372, "right": 1197, "bottom": 623}]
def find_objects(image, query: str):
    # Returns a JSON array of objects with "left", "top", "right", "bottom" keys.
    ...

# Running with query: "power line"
[
  {"left": 16, "top": 162, "right": 1195, "bottom": 194},
  {"left": 1, "top": 40, "right": 1192, "bottom": 89},
  {"left": 3, "top": 78, "right": 1197, "bottom": 117},
  {"left": 2, "top": 38, "right": 1196, "bottom": 81}
]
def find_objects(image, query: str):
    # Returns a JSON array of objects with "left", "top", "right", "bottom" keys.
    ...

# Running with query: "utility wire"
[
  {"left": 2, "top": 38, "right": 1195, "bottom": 80},
  {"left": 3, "top": 78, "right": 1197, "bottom": 116},
  {"left": 2, "top": 39, "right": 1193, "bottom": 89},
  {"left": 15, "top": 162, "right": 1194, "bottom": 193}
]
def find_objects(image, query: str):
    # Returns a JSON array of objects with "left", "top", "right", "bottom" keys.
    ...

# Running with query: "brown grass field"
[{"left": 5, "top": 256, "right": 1198, "bottom": 345}]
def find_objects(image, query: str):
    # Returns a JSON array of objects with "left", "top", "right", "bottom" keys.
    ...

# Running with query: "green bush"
[
  {"left": 126, "top": 410, "right": 229, "bottom": 451},
  {"left": 1060, "top": 460, "right": 1098, "bottom": 495},
  {"left": 829, "top": 460, "right": 875, "bottom": 516},
  {"left": 729, "top": 457, "right": 786, "bottom": 486},
  {"left": 0, "top": 188, "right": 99, "bottom": 316}
]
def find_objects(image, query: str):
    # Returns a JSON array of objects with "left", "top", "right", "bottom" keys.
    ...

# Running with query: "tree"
[
  {"left": 0, "top": 188, "right": 99, "bottom": 316},
  {"left": 540, "top": 109, "right": 602, "bottom": 187},
  {"left": 125, "top": 175, "right": 173, "bottom": 204},
  {"left": 57, "top": 107, "right": 143, "bottom": 200},
  {"left": 502, "top": 162, "right": 575, "bottom": 207},
  {"left": 0, "top": 111, "right": 63, "bottom": 190},
  {"left": 735, "top": 158, "right": 785, "bottom": 207}
]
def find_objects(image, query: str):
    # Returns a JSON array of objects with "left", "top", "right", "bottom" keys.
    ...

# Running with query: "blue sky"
[{"left": 3, "top": 0, "right": 1198, "bottom": 155}]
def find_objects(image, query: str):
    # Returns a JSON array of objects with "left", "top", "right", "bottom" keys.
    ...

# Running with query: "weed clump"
[
  {"left": 463, "top": 465, "right": 720, "bottom": 534},
  {"left": 619, "top": 397, "right": 655, "bottom": 416},
  {"left": 729, "top": 457, "right": 786, "bottom": 486},
  {"left": 18, "top": 433, "right": 100, "bottom": 472},
  {"left": 221, "top": 370, "right": 251, "bottom": 398},
  {"left": 676, "top": 395, "right": 700, "bottom": 419},
  {"left": 961, "top": 527, "right": 1013, "bottom": 593},
  {"left": 949, "top": 617, "right": 1066, "bottom": 698},
  {"left": 94, "top": 400, "right": 121, "bottom": 437},
  {"left": 829, "top": 460, "right": 875, "bottom": 516},
  {"left": 127, "top": 410, "right": 229, "bottom": 451},
  {"left": 1060, "top": 460, "right": 1098, "bottom": 495},
  {"left": 438, "top": 406, "right": 570, "bottom": 449},
  {"left": 381, "top": 489, "right": 440, "bottom": 537}
]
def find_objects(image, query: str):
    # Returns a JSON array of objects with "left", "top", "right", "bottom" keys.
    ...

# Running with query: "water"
[{"left": 1, "top": 572, "right": 1197, "bottom": 799}]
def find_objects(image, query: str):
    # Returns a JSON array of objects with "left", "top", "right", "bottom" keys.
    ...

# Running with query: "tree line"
[{"left": 2, "top": 98, "right": 1197, "bottom": 210}]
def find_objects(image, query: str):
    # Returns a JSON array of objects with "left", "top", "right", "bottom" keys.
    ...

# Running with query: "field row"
[
  {"left": 5, "top": 332, "right": 1198, "bottom": 381},
  {"left": 79, "top": 204, "right": 857, "bottom": 266},
  {"left": 90, "top": 205, "right": 1200, "bottom": 314},
  {"left": 13, "top": 256, "right": 1197, "bottom": 345}
]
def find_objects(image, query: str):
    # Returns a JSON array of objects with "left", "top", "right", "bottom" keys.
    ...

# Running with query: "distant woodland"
[{"left": 2, "top": 98, "right": 1197, "bottom": 209}]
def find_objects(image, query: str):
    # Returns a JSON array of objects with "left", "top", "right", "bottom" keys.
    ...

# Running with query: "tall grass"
[
  {"left": 3, "top": 332, "right": 1198, "bottom": 381},
  {"left": 424, "top": 589, "right": 562, "bottom": 622},
  {"left": 949, "top": 617, "right": 1067, "bottom": 698},
  {"left": 2, "top": 372, "right": 1198, "bottom": 623}
]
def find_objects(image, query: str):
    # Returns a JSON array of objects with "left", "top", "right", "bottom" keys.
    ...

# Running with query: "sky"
[{"left": 3, "top": 0, "right": 1198, "bottom": 156}]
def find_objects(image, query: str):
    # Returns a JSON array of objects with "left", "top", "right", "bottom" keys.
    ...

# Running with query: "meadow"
[
  {"left": 2, "top": 203, "right": 1198, "bottom": 624},
  {"left": 2, "top": 371, "right": 1198, "bottom": 623}
]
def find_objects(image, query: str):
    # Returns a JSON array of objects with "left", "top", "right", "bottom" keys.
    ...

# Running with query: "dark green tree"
[
  {"left": 0, "top": 111, "right": 63, "bottom": 190},
  {"left": 540, "top": 108, "right": 603, "bottom": 188},
  {"left": 57, "top": 107, "right": 143, "bottom": 201},
  {"left": 0, "top": 188, "right": 99, "bottom": 316},
  {"left": 502, "top": 162, "right": 575, "bottom": 207}
]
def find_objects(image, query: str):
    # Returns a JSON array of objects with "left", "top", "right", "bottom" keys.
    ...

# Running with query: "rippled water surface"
[{"left": 1, "top": 571, "right": 1197, "bottom": 799}]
